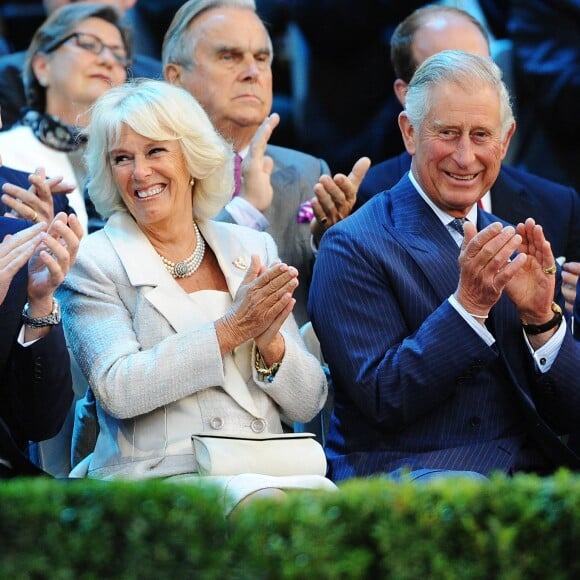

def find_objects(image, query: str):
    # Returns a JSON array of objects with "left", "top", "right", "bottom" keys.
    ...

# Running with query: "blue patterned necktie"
[{"left": 449, "top": 217, "right": 467, "bottom": 237}]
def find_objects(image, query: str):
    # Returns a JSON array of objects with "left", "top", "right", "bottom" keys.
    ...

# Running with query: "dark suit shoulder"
[
  {"left": 341, "top": 175, "right": 413, "bottom": 237},
  {"left": 128, "top": 54, "right": 163, "bottom": 80},
  {"left": 493, "top": 165, "right": 580, "bottom": 260},
  {"left": 356, "top": 151, "right": 412, "bottom": 208},
  {"left": 500, "top": 164, "right": 578, "bottom": 197}
]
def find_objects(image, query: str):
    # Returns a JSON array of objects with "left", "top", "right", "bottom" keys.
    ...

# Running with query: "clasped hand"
[
  {"left": 27, "top": 212, "right": 83, "bottom": 305},
  {"left": 311, "top": 156, "right": 371, "bottom": 230},
  {"left": 217, "top": 255, "right": 298, "bottom": 365},
  {"left": 455, "top": 218, "right": 556, "bottom": 324},
  {"left": 2, "top": 166, "right": 75, "bottom": 224}
]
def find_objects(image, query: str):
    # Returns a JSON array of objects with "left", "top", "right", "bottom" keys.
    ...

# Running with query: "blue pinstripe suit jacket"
[{"left": 309, "top": 175, "right": 580, "bottom": 482}]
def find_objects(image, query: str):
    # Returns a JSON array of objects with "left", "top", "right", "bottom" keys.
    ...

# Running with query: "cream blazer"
[{"left": 59, "top": 212, "right": 327, "bottom": 478}]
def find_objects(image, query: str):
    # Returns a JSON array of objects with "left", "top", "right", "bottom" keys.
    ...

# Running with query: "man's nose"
[{"left": 453, "top": 135, "right": 476, "bottom": 166}]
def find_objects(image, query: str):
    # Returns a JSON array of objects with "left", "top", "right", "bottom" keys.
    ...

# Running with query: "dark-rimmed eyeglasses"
[{"left": 44, "top": 32, "right": 129, "bottom": 68}]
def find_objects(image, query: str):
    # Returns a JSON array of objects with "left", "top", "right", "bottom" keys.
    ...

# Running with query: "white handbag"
[{"left": 191, "top": 432, "right": 327, "bottom": 477}]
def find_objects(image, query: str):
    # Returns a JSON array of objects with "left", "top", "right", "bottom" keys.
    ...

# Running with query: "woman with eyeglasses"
[{"left": 0, "top": 3, "right": 131, "bottom": 235}]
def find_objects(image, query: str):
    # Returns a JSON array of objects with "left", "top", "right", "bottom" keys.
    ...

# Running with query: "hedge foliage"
[{"left": 1, "top": 470, "right": 579, "bottom": 579}]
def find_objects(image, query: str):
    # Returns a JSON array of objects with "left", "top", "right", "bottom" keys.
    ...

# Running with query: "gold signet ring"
[{"left": 543, "top": 264, "right": 557, "bottom": 275}]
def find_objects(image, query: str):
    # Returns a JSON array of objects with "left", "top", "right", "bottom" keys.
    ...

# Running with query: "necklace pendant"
[
  {"left": 173, "top": 260, "right": 189, "bottom": 278},
  {"left": 157, "top": 222, "right": 205, "bottom": 279}
]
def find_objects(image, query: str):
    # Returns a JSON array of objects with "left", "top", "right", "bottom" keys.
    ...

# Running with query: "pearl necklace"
[{"left": 158, "top": 222, "right": 205, "bottom": 278}]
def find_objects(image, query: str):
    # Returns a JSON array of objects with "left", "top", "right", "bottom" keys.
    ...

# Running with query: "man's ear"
[
  {"left": 393, "top": 79, "right": 408, "bottom": 107},
  {"left": 398, "top": 111, "right": 416, "bottom": 156},
  {"left": 164, "top": 63, "right": 183, "bottom": 86},
  {"left": 500, "top": 121, "right": 517, "bottom": 160}
]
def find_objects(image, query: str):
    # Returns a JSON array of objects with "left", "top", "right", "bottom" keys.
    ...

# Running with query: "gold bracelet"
[{"left": 254, "top": 348, "right": 281, "bottom": 383}]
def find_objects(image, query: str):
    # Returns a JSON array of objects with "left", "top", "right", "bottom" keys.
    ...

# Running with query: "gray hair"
[
  {"left": 83, "top": 79, "right": 234, "bottom": 221},
  {"left": 405, "top": 50, "right": 514, "bottom": 139},
  {"left": 162, "top": 0, "right": 270, "bottom": 70},
  {"left": 24, "top": 3, "right": 132, "bottom": 112}
]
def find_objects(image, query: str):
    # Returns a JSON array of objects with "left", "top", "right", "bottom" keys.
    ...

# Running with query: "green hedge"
[{"left": 1, "top": 471, "right": 579, "bottom": 579}]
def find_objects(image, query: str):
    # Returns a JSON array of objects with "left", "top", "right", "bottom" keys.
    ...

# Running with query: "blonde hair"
[{"left": 83, "top": 79, "right": 234, "bottom": 220}]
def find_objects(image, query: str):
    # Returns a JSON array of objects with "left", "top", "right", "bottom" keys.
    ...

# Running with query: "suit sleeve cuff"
[{"left": 448, "top": 294, "right": 495, "bottom": 346}]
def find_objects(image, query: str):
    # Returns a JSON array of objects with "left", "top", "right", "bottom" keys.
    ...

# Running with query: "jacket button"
[
  {"left": 250, "top": 418, "right": 266, "bottom": 433},
  {"left": 470, "top": 416, "right": 481, "bottom": 428},
  {"left": 209, "top": 417, "right": 224, "bottom": 430}
]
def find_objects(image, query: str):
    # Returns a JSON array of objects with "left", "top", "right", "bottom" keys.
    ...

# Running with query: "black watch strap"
[{"left": 522, "top": 302, "right": 563, "bottom": 335}]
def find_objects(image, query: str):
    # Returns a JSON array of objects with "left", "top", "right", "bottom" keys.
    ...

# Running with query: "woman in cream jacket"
[{"left": 59, "top": 80, "right": 334, "bottom": 513}]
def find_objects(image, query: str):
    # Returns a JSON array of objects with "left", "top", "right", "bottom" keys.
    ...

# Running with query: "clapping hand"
[
  {"left": 2, "top": 167, "right": 75, "bottom": 224},
  {"left": 562, "top": 261, "right": 579, "bottom": 314},
  {"left": 455, "top": 221, "right": 526, "bottom": 320},
  {"left": 505, "top": 218, "right": 557, "bottom": 323},
  {"left": 27, "top": 212, "right": 83, "bottom": 304},
  {"left": 311, "top": 156, "right": 371, "bottom": 229},
  {"left": 240, "top": 113, "right": 280, "bottom": 212},
  {"left": 0, "top": 221, "right": 47, "bottom": 305},
  {"left": 216, "top": 255, "right": 298, "bottom": 364}
]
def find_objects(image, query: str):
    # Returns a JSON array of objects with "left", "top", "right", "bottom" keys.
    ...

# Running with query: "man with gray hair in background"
[{"left": 162, "top": 0, "right": 369, "bottom": 325}]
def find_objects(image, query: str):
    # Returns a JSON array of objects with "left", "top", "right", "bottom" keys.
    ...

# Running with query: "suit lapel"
[
  {"left": 198, "top": 220, "right": 250, "bottom": 299},
  {"left": 382, "top": 178, "right": 462, "bottom": 303},
  {"left": 105, "top": 212, "right": 199, "bottom": 333},
  {"left": 105, "top": 213, "right": 259, "bottom": 415}
]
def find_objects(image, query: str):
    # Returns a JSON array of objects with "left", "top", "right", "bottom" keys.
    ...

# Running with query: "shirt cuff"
[
  {"left": 17, "top": 325, "right": 40, "bottom": 347},
  {"left": 448, "top": 294, "right": 495, "bottom": 346},
  {"left": 310, "top": 234, "right": 318, "bottom": 256},
  {"left": 523, "top": 318, "right": 566, "bottom": 373},
  {"left": 224, "top": 197, "right": 269, "bottom": 231}
]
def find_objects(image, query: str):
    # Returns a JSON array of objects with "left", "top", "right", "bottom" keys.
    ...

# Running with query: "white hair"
[{"left": 405, "top": 50, "right": 514, "bottom": 139}]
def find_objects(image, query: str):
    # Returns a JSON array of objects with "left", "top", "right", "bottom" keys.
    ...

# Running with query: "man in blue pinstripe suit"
[{"left": 309, "top": 51, "right": 580, "bottom": 483}]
